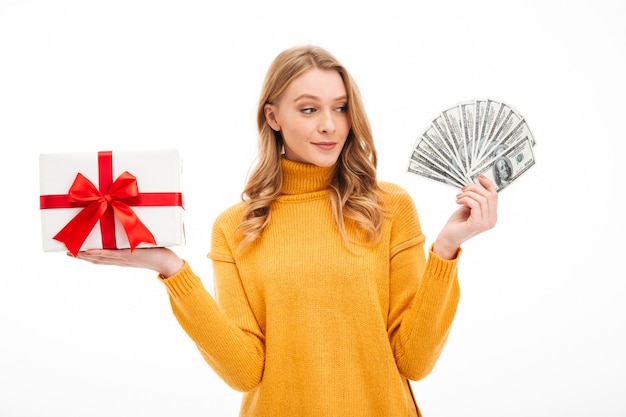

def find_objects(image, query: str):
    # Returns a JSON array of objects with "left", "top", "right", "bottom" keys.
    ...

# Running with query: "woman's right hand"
[{"left": 73, "top": 247, "right": 184, "bottom": 278}]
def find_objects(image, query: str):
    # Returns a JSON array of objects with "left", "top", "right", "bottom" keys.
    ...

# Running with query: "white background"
[{"left": 1, "top": 0, "right": 625, "bottom": 416}]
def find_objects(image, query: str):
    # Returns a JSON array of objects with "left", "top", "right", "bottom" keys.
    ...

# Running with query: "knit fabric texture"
[{"left": 161, "top": 158, "right": 461, "bottom": 417}]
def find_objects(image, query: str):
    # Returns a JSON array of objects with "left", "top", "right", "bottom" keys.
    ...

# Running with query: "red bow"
[{"left": 53, "top": 171, "right": 156, "bottom": 256}]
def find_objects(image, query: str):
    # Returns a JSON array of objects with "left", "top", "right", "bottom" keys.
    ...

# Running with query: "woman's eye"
[
  {"left": 301, "top": 107, "right": 316, "bottom": 114},
  {"left": 336, "top": 105, "right": 348, "bottom": 113}
]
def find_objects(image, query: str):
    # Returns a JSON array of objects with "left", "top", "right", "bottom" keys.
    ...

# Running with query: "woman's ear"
[{"left": 264, "top": 103, "right": 280, "bottom": 131}]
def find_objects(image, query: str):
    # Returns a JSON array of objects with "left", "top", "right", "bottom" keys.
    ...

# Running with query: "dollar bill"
[
  {"left": 410, "top": 139, "right": 468, "bottom": 187},
  {"left": 407, "top": 159, "right": 465, "bottom": 188},
  {"left": 441, "top": 104, "right": 469, "bottom": 173},
  {"left": 470, "top": 136, "right": 536, "bottom": 192},
  {"left": 418, "top": 125, "right": 469, "bottom": 183},
  {"left": 459, "top": 101, "right": 476, "bottom": 172},
  {"left": 472, "top": 117, "right": 535, "bottom": 171},
  {"left": 472, "top": 99, "right": 486, "bottom": 166},
  {"left": 475, "top": 103, "right": 523, "bottom": 164},
  {"left": 431, "top": 115, "right": 466, "bottom": 176},
  {"left": 407, "top": 98, "right": 536, "bottom": 192},
  {"left": 474, "top": 98, "right": 501, "bottom": 163}
]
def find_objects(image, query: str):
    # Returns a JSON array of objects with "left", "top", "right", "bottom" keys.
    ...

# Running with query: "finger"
[
  {"left": 83, "top": 248, "right": 132, "bottom": 258},
  {"left": 456, "top": 188, "right": 493, "bottom": 229},
  {"left": 456, "top": 193, "right": 484, "bottom": 225},
  {"left": 477, "top": 174, "right": 497, "bottom": 193},
  {"left": 457, "top": 186, "right": 489, "bottom": 211},
  {"left": 461, "top": 178, "right": 492, "bottom": 200},
  {"left": 464, "top": 176, "right": 498, "bottom": 225},
  {"left": 476, "top": 175, "right": 498, "bottom": 225},
  {"left": 73, "top": 249, "right": 133, "bottom": 266}
]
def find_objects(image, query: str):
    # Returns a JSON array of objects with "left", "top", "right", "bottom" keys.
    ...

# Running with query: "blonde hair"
[{"left": 236, "top": 45, "right": 384, "bottom": 251}]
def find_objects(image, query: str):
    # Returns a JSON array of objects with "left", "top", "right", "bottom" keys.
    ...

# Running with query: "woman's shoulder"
[
  {"left": 378, "top": 181, "right": 421, "bottom": 218},
  {"left": 378, "top": 181, "right": 414, "bottom": 207},
  {"left": 378, "top": 181, "right": 423, "bottom": 241},
  {"left": 213, "top": 200, "right": 246, "bottom": 230},
  {"left": 378, "top": 181, "right": 408, "bottom": 194}
]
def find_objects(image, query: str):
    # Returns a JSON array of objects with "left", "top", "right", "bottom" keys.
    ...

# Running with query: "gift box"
[{"left": 39, "top": 149, "right": 185, "bottom": 256}]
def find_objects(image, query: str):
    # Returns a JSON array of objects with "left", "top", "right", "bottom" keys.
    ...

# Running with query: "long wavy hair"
[{"left": 236, "top": 45, "right": 384, "bottom": 251}]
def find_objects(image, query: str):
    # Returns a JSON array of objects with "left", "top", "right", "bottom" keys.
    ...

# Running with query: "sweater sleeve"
[
  {"left": 385, "top": 189, "right": 461, "bottom": 381},
  {"left": 159, "top": 218, "right": 265, "bottom": 392}
]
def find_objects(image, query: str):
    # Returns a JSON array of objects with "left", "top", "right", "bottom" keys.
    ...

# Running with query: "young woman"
[{"left": 75, "top": 45, "right": 498, "bottom": 416}]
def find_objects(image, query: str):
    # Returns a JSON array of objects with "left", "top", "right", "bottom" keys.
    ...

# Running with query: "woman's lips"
[{"left": 313, "top": 142, "right": 337, "bottom": 150}]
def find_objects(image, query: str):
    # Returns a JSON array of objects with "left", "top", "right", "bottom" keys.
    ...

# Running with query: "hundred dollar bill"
[
  {"left": 420, "top": 124, "right": 468, "bottom": 181},
  {"left": 431, "top": 115, "right": 466, "bottom": 176},
  {"left": 470, "top": 135, "right": 535, "bottom": 192},
  {"left": 459, "top": 101, "right": 475, "bottom": 172},
  {"left": 472, "top": 117, "right": 535, "bottom": 171},
  {"left": 472, "top": 99, "right": 486, "bottom": 166},
  {"left": 410, "top": 138, "right": 468, "bottom": 187},
  {"left": 441, "top": 104, "right": 469, "bottom": 173},
  {"left": 474, "top": 98, "right": 501, "bottom": 163},
  {"left": 407, "top": 159, "right": 464, "bottom": 188},
  {"left": 475, "top": 103, "right": 522, "bottom": 164},
  {"left": 483, "top": 102, "right": 512, "bottom": 148}
]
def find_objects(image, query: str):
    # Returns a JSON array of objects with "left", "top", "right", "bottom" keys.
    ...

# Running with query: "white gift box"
[{"left": 39, "top": 149, "right": 185, "bottom": 254}]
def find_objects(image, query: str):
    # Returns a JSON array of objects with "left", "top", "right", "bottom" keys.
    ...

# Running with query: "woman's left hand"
[{"left": 432, "top": 174, "right": 498, "bottom": 259}]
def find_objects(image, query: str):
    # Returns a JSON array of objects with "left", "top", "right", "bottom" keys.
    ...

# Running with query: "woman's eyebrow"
[
  {"left": 293, "top": 94, "right": 320, "bottom": 102},
  {"left": 293, "top": 94, "right": 347, "bottom": 102}
]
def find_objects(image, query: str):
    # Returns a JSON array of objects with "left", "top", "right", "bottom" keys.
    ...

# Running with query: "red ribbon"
[{"left": 39, "top": 151, "right": 183, "bottom": 256}]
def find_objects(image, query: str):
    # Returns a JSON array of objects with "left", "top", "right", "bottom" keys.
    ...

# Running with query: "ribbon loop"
[
  {"left": 54, "top": 171, "right": 156, "bottom": 256},
  {"left": 67, "top": 173, "right": 104, "bottom": 203}
]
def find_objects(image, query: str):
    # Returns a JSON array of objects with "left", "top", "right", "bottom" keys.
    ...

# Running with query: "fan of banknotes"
[{"left": 407, "top": 99, "right": 536, "bottom": 192}]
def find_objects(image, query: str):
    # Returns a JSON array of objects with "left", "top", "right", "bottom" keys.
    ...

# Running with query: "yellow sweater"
[{"left": 161, "top": 158, "right": 460, "bottom": 416}]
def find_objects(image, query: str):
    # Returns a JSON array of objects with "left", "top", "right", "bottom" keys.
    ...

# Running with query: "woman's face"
[{"left": 264, "top": 68, "right": 351, "bottom": 167}]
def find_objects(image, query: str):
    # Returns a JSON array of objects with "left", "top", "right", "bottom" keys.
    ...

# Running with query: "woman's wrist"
[
  {"left": 158, "top": 252, "right": 185, "bottom": 278},
  {"left": 432, "top": 236, "right": 460, "bottom": 260}
]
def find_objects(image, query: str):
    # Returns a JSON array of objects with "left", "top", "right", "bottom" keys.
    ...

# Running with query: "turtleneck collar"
[{"left": 280, "top": 157, "right": 334, "bottom": 195}]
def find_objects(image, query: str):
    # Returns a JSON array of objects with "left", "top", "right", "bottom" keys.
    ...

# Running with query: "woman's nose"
[{"left": 318, "top": 110, "right": 336, "bottom": 133}]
